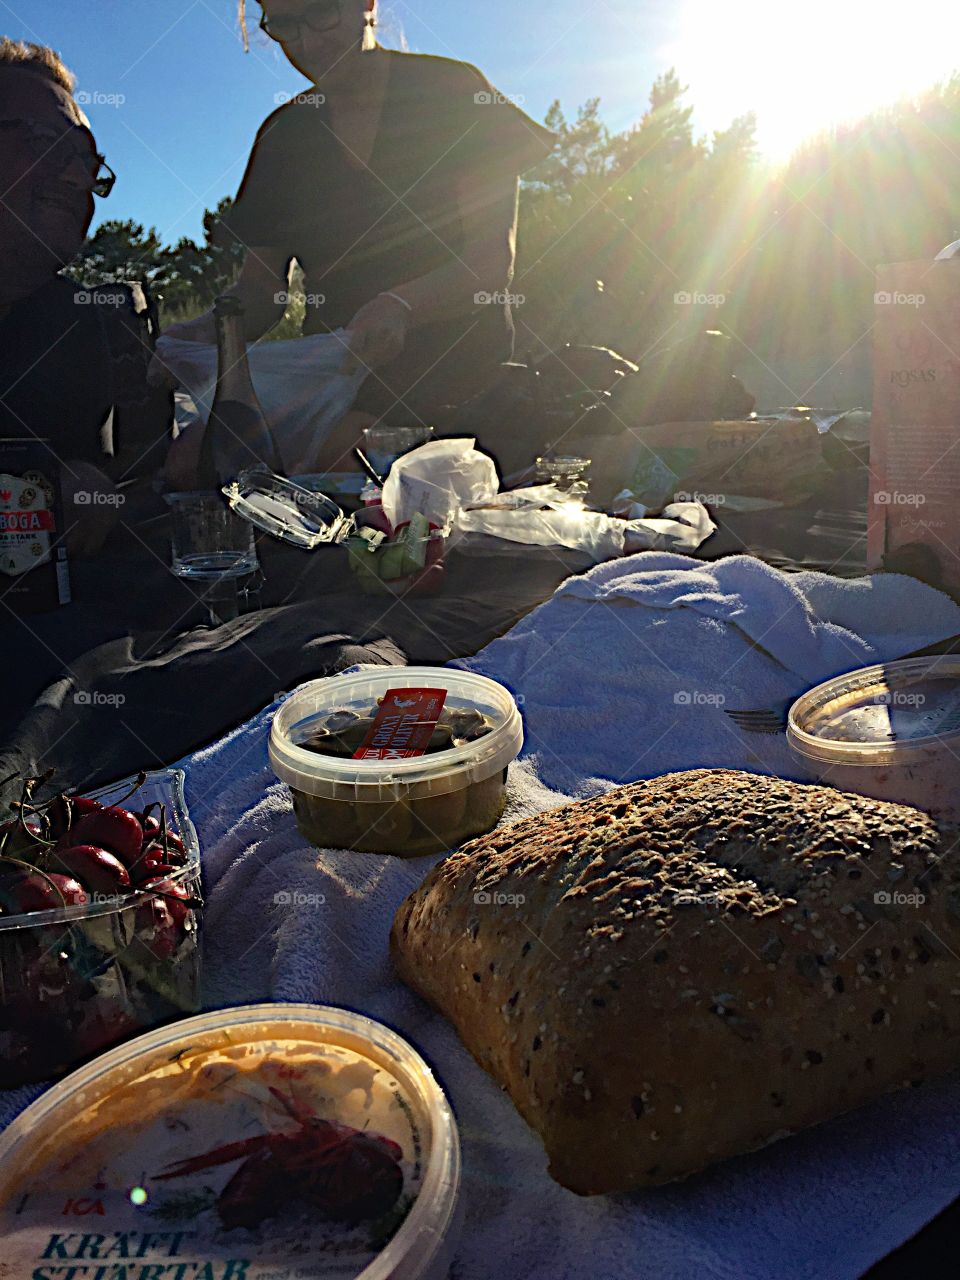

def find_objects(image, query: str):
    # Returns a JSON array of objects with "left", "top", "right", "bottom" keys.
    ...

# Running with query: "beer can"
[{"left": 0, "top": 439, "right": 71, "bottom": 614}]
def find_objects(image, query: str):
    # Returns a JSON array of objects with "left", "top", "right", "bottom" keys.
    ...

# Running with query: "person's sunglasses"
[
  {"left": 0, "top": 118, "right": 116, "bottom": 197},
  {"left": 260, "top": 0, "right": 343, "bottom": 41}
]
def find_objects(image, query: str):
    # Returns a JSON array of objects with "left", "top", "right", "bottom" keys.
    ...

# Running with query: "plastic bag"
[
  {"left": 623, "top": 502, "right": 717, "bottom": 553},
  {"left": 381, "top": 438, "right": 499, "bottom": 532},
  {"left": 157, "top": 331, "right": 367, "bottom": 476},
  {"left": 455, "top": 502, "right": 625, "bottom": 561},
  {"left": 454, "top": 493, "right": 715, "bottom": 563}
]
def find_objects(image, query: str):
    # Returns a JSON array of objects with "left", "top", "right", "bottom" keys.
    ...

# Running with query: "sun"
[{"left": 668, "top": 0, "right": 960, "bottom": 160}]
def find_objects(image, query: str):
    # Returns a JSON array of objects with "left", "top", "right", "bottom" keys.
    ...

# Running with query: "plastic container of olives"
[{"left": 269, "top": 668, "right": 524, "bottom": 856}]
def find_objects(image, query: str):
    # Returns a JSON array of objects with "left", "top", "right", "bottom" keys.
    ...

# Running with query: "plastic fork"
[
  {"left": 724, "top": 633, "right": 960, "bottom": 737},
  {"left": 724, "top": 704, "right": 790, "bottom": 736}
]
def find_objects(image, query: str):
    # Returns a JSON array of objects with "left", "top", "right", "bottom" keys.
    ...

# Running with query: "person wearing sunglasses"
[
  {"left": 0, "top": 39, "right": 157, "bottom": 558},
  {"left": 163, "top": 0, "right": 553, "bottom": 468}
]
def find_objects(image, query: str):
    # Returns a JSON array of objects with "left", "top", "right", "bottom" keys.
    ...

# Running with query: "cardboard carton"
[{"left": 869, "top": 260, "right": 960, "bottom": 596}]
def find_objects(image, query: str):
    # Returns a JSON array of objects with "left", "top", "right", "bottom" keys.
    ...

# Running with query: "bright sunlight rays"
[{"left": 668, "top": 0, "right": 960, "bottom": 159}]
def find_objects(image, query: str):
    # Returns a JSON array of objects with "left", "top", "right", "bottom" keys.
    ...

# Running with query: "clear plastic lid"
[
  {"left": 0, "top": 1003, "right": 461, "bottom": 1280},
  {"left": 788, "top": 656, "right": 960, "bottom": 765},
  {"left": 223, "top": 469, "right": 355, "bottom": 549},
  {"left": 294, "top": 472, "right": 368, "bottom": 507},
  {"left": 270, "top": 667, "right": 524, "bottom": 801}
]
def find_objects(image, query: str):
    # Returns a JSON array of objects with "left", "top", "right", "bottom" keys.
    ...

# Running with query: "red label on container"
[{"left": 353, "top": 688, "right": 448, "bottom": 760}]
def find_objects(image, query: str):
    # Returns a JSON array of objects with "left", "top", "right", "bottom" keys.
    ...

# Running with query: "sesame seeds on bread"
[{"left": 390, "top": 769, "right": 960, "bottom": 1194}]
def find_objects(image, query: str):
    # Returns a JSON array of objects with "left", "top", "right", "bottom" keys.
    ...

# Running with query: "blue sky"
[
  {"left": 0, "top": 0, "right": 686, "bottom": 243},
  {"left": 5, "top": 0, "right": 960, "bottom": 244}
]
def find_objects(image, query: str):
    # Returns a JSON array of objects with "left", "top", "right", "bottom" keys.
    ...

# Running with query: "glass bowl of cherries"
[{"left": 0, "top": 768, "right": 202, "bottom": 1088}]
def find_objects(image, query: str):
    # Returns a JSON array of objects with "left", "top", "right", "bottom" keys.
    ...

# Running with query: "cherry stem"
[
  {"left": 159, "top": 803, "right": 171, "bottom": 854},
  {"left": 8, "top": 801, "right": 56, "bottom": 848},
  {"left": 115, "top": 771, "right": 148, "bottom": 809},
  {"left": 0, "top": 854, "right": 32, "bottom": 872},
  {"left": 13, "top": 776, "right": 55, "bottom": 845},
  {"left": 141, "top": 801, "right": 177, "bottom": 858},
  {"left": 142, "top": 801, "right": 164, "bottom": 834}
]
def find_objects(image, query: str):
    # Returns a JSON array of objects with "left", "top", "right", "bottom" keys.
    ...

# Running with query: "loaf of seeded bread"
[{"left": 391, "top": 769, "right": 960, "bottom": 1194}]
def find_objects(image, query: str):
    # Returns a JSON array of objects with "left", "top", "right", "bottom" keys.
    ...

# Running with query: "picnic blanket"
[{"left": 4, "top": 553, "right": 960, "bottom": 1279}]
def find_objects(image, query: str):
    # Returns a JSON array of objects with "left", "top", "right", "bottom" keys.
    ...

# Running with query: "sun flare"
[{"left": 669, "top": 0, "right": 960, "bottom": 160}]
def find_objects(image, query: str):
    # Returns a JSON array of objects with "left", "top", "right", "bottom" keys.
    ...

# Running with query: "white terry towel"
[{"left": 455, "top": 552, "right": 960, "bottom": 796}]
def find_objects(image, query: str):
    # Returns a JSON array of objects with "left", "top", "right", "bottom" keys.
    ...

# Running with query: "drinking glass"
[
  {"left": 168, "top": 492, "right": 258, "bottom": 579},
  {"left": 362, "top": 425, "right": 435, "bottom": 479},
  {"left": 535, "top": 455, "right": 593, "bottom": 503},
  {"left": 168, "top": 492, "right": 260, "bottom": 625}
]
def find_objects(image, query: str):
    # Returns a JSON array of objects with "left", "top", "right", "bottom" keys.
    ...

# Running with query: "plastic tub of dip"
[
  {"left": 0, "top": 1002, "right": 461, "bottom": 1280},
  {"left": 270, "top": 667, "right": 523, "bottom": 856},
  {"left": 787, "top": 656, "right": 960, "bottom": 819}
]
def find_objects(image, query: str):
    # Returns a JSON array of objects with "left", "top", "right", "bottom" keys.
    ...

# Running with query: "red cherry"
[
  {"left": 50, "top": 845, "right": 131, "bottom": 896},
  {"left": 72, "top": 796, "right": 104, "bottom": 820},
  {"left": 43, "top": 798, "right": 70, "bottom": 840},
  {"left": 0, "top": 873, "right": 87, "bottom": 914},
  {"left": 139, "top": 815, "right": 184, "bottom": 860},
  {"left": 133, "top": 857, "right": 177, "bottom": 885},
  {"left": 141, "top": 815, "right": 162, "bottom": 843},
  {"left": 61, "top": 807, "right": 143, "bottom": 866},
  {"left": 142, "top": 878, "right": 193, "bottom": 928},
  {"left": 159, "top": 831, "right": 186, "bottom": 858},
  {"left": 0, "top": 818, "right": 42, "bottom": 858},
  {"left": 140, "top": 836, "right": 185, "bottom": 866},
  {"left": 41, "top": 874, "right": 88, "bottom": 910},
  {"left": 135, "top": 896, "right": 178, "bottom": 961},
  {"left": 46, "top": 793, "right": 103, "bottom": 840}
]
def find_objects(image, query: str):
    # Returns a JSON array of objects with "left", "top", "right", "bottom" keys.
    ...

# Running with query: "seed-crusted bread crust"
[{"left": 390, "top": 769, "right": 960, "bottom": 1194}]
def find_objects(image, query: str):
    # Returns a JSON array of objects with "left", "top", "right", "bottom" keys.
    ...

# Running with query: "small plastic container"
[
  {"left": 223, "top": 471, "right": 448, "bottom": 596},
  {"left": 787, "top": 656, "right": 960, "bottom": 819},
  {"left": 347, "top": 520, "right": 447, "bottom": 597},
  {"left": 0, "top": 1003, "right": 461, "bottom": 1280},
  {"left": 270, "top": 667, "right": 524, "bottom": 856},
  {"left": 0, "top": 767, "right": 202, "bottom": 1088}
]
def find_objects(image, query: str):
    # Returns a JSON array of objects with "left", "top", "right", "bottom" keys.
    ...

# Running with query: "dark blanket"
[
  {"left": 0, "top": 535, "right": 583, "bottom": 799},
  {"left": 0, "top": 620, "right": 405, "bottom": 800}
]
